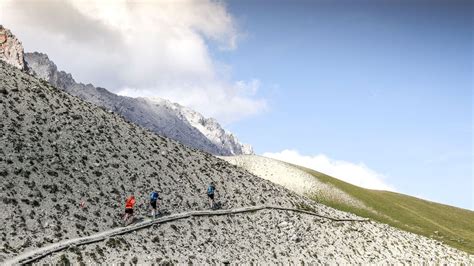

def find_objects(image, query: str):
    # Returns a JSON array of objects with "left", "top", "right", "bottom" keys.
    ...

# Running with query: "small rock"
[{"left": 278, "top": 222, "right": 289, "bottom": 228}]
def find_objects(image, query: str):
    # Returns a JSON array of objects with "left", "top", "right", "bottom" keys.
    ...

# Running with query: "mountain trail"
[{"left": 4, "top": 205, "right": 369, "bottom": 265}]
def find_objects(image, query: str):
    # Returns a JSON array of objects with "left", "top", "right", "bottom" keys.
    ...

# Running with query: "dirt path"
[{"left": 4, "top": 205, "right": 368, "bottom": 265}]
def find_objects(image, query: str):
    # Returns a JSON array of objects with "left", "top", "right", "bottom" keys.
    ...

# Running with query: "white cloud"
[
  {"left": 234, "top": 79, "right": 261, "bottom": 96},
  {"left": 262, "top": 149, "right": 396, "bottom": 191},
  {"left": 0, "top": 0, "right": 265, "bottom": 123},
  {"left": 118, "top": 79, "right": 267, "bottom": 123}
]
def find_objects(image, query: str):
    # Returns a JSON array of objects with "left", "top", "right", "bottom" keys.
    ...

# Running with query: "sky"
[
  {"left": 223, "top": 0, "right": 473, "bottom": 209},
  {"left": 0, "top": 0, "right": 472, "bottom": 209}
]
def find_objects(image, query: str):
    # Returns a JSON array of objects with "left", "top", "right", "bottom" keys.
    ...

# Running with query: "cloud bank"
[
  {"left": 0, "top": 0, "right": 266, "bottom": 123},
  {"left": 263, "top": 150, "right": 395, "bottom": 191}
]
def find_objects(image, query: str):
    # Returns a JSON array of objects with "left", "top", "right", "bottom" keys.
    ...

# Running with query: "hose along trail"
[{"left": 4, "top": 205, "right": 369, "bottom": 265}]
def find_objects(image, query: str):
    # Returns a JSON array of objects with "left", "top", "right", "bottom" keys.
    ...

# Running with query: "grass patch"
[{"left": 296, "top": 165, "right": 474, "bottom": 254}]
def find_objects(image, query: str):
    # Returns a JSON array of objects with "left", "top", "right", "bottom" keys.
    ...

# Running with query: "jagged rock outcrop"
[
  {"left": 0, "top": 25, "right": 25, "bottom": 70},
  {"left": 24, "top": 52, "right": 253, "bottom": 156},
  {"left": 149, "top": 97, "right": 254, "bottom": 155}
]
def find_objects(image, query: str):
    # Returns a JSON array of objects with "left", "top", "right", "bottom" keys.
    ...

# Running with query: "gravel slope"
[
  {"left": 38, "top": 209, "right": 472, "bottom": 264},
  {"left": 221, "top": 155, "right": 369, "bottom": 210},
  {"left": 0, "top": 61, "right": 472, "bottom": 264}
]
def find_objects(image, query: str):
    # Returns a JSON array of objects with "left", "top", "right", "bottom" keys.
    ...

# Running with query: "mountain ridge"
[{"left": 23, "top": 51, "right": 252, "bottom": 156}]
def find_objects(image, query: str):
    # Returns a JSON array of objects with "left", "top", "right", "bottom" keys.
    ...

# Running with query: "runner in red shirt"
[{"left": 123, "top": 195, "right": 136, "bottom": 225}]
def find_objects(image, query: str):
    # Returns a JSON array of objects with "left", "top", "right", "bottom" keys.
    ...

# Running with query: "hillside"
[
  {"left": 222, "top": 155, "right": 474, "bottom": 254},
  {"left": 0, "top": 59, "right": 316, "bottom": 261},
  {"left": 1, "top": 60, "right": 473, "bottom": 264},
  {"left": 0, "top": 61, "right": 472, "bottom": 264},
  {"left": 24, "top": 51, "right": 252, "bottom": 156}
]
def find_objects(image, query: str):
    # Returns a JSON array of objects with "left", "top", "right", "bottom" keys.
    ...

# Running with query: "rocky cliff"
[{"left": 0, "top": 25, "right": 25, "bottom": 70}]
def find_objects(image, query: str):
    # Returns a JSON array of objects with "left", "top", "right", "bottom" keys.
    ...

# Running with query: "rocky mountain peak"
[
  {"left": 25, "top": 52, "right": 76, "bottom": 89},
  {"left": 147, "top": 97, "right": 254, "bottom": 155},
  {"left": 0, "top": 25, "right": 25, "bottom": 70},
  {"left": 24, "top": 51, "right": 254, "bottom": 155}
]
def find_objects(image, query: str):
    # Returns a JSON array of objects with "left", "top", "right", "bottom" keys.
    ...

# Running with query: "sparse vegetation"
[
  {"left": 2, "top": 198, "right": 18, "bottom": 205},
  {"left": 58, "top": 254, "right": 71, "bottom": 266},
  {"left": 297, "top": 165, "right": 474, "bottom": 254},
  {"left": 75, "top": 223, "right": 85, "bottom": 231},
  {"left": 106, "top": 238, "right": 123, "bottom": 249},
  {"left": 95, "top": 246, "right": 105, "bottom": 257}
]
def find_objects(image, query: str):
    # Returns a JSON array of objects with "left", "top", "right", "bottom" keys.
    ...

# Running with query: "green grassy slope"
[{"left": 296, "top": 165, "right": 474, "bottom": 254}]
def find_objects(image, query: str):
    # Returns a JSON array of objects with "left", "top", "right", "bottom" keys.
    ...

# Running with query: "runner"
[
  {"left": 123, "top": 195, "right": 136, "bottom": 225},
  {"left": 150, "top": 191, "right": 161, "bottom": 218},
  {"left": 207, "top": 182, "right": 217, "bottom": 209}
]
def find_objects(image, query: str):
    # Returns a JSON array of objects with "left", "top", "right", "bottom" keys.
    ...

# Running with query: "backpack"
[
  {"left": 207, "top": 185, "right": 215, "bottom": 195},
  {"left": 150, "top": 191, "right": 159, "bottom": 202}
]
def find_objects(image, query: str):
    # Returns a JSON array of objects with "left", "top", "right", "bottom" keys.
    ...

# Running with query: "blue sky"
[
  {"left": 2, "top": 0, "right": 471, "bottom": 210},
  {"left": 219, "top": 0, "right": 473, "bottom": 209}
]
